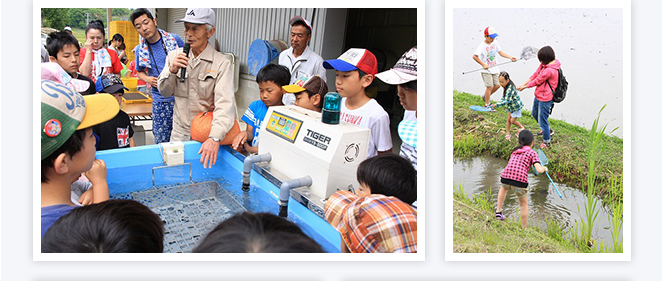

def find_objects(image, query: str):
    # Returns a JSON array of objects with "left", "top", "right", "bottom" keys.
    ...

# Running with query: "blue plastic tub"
[{"left": 96, "top": 142, "right": 341, "bottom": 253}]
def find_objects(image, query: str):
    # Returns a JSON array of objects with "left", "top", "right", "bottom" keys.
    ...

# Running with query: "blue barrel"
[{"left": 247, "top": 39, "right": 281, "bottom": 76}]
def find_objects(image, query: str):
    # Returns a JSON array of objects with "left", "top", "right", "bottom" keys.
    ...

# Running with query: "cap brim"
[
  {"left": 282, "top": 84, "right": 306, "bottom": 93},
  {"left": 488, "top": 33, "right": 498, "bottom": 38},
  {"left": 101, "top": 84, "right": 129, "bottom": 94},
  {"left": 375, "top": 69, "right": 417, "bottom": 85},
  {"left": 77, "top": 94, "right": 120, "bottom": 130},
  {"left": 323, "top": 59, "right": 358, "bottom": 72},
  {"left": 175, "top": 19, "right": 207, "bottom": 25},
  {"left": 324, "top": 190, "right": 357, "bottom": 231}
]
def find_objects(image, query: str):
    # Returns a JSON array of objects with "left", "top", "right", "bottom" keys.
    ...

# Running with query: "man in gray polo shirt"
[{"left": 278, "top": 16, "right": 326, "bottom": 105}]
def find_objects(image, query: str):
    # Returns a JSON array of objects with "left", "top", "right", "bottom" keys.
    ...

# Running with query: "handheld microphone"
[{"left": 179, "top": 43, "right": 190, "bottom": 83}]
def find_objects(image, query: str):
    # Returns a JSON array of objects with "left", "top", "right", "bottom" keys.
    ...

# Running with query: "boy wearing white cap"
[
  {"left": 40, "top": 79, "right": 120, "bottom": 238},
  {"left": 472, "top": 26, "right": 517, "bottom": 109},
  {"left": 158, "top": 8, "right": 236, "bottom": 169}
]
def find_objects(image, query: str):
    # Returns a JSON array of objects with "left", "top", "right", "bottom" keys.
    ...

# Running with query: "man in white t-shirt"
[
  {"left": 472, "top": 26, "right": 517, "bottom": 108},
  {"left": 278, "top": 16, "right": 326, "bottom": 105}
]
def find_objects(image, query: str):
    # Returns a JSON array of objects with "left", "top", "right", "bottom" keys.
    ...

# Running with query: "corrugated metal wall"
[
  {"left": 214, "top": 8, "right": 328, "bottom": 75},
  {"left": 166, "top": 8, "right": 186, "bottom": 38}
]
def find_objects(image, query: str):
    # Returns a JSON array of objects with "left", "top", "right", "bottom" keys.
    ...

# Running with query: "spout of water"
[
  {"left": 241, "top": 153, "right": 272, "bottom": 191},
  {"left": 278, "top": 176, "right": 313, "bottom": 217}
]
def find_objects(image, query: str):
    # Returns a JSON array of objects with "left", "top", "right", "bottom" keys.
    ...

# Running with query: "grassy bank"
[
  {"left": 72, "top": 28, "right": 86, "bottom": 45},
  {"left": 453, "top": 91, "right": 623, "bottom": 199},
  {"left": 453, "top": 184, "right": 579, "bottom": 253}
]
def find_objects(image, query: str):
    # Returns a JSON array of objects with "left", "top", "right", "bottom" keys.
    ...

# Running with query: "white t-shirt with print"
[
  {"left": 340, "top": 97, "right": 393, "bottom": 158},
  {"left": 474, "top": 40, "right": 502, "bottom": 74}
]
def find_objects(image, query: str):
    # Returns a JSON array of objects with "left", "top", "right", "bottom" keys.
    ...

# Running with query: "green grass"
[
  {"left": 71, "top": 28, "right": 86, "bottom": 46},
  {"left": 453, "top": 92, "right": 624, "bottom": 253},
  {"left": 453, "top": 183, "right": 579, "bottom": 253},
  {"left": 453, "top": 90, "right": 623, "bottom": 200}
]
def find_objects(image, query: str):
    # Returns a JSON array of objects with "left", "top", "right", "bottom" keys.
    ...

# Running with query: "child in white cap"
[{"left": 376, "top": 46, "right": 418, "bottom": 169}]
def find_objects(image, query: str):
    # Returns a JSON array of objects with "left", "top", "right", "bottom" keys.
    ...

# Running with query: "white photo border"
[
  {"left": 34, "top": 0, "right": 426, "bottom": 261},
  {"left": 444, "top": 0, "right": 631, "bottom": 261}
]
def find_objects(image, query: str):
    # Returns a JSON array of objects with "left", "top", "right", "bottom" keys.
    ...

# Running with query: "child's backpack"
[{"left": 546, "top": 68, "right": 568, "bottom": 103}]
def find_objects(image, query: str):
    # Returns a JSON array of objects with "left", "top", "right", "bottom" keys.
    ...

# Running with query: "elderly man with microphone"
[{"left": 158, "top": 8, "right": 236, "bottom": 168}]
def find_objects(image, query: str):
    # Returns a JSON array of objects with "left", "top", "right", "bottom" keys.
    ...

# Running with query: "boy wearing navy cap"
[
  {"left": 323, "top": 48, "right": 392, "bottom": 157},
  {"left": 93, "top": 73, "right": 135, "bottom": 150}
]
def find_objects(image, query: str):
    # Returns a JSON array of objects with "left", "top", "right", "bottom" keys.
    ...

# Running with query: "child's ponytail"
[
  {"left": 513, "top": 129, "right": 534, "bottom": 152},
  {"left": 499, "top": 71, "right": 516, "bottom": 99}
]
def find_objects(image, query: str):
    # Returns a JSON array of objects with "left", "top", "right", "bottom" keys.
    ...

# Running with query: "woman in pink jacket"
[{"left": 517, "top": 46, "right": 559, "bottom": 148}]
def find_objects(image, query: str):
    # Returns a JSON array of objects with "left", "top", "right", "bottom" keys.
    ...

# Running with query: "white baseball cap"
[
  {"left": 176, "top": 8, "right": 216, "bottom": 26},
  {"left": 289, "top": 16, "right": 312, "bottom": 32},
  {"left": 376, "top": 46, "right": 417, "bottom": 85}
]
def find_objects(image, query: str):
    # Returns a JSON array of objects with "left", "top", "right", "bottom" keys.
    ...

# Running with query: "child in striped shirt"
[{"left": 491, "top": 71, "right": 525, "bottom": 140}]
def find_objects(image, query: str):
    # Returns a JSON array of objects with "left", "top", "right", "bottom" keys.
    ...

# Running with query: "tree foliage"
[
  {"left": 41, "top": 8, "right": 134, "bottom": 30},
  {"left": 41, "top": 8, "right": 70, "bottom": 30}
]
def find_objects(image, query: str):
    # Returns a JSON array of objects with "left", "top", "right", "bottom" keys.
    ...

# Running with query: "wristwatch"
[{"left": 209, "top": 136, "right": 221, "bottom": 142}]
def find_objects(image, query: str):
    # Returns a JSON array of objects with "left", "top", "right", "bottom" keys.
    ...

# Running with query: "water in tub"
[{"left": 106, "top": 147, "right": 339, "bottom": 253}]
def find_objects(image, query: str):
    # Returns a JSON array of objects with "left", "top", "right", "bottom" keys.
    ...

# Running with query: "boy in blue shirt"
[{"left": 232, "top": 64, "right": 291, "bottom": 154}]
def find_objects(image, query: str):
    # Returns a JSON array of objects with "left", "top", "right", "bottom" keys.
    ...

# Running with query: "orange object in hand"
[{"left": 190, "top": 111, "right": 240, "bottom": 145}]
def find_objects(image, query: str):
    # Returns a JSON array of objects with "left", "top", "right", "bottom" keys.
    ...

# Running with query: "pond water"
[
  {"left": 453, "top": 156, "right": 622, "bottom": 246},
  {"left": 453, "top": 8, "right": 624, "bottom": 137}
]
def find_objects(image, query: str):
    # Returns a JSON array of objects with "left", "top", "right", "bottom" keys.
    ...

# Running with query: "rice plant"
[
  {"left": 573, "top": 105, "right": 618, "bottom": 252},
  {"left": 544, "top": 216, "right": 566, "bottom": 242},
  {"left": 599, "top": 175, "right": 623, "bottom": 253}
]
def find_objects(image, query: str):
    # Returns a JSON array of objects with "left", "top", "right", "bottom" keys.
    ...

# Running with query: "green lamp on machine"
[{"left": 321, "top": 92, "right": 341, "bottom": 124}]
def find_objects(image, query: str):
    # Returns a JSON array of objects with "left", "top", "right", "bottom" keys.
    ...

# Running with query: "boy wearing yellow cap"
[
  {"left": 282, "top": 75, "right": 328, "bottom": 112},
  {"left": 40, "top": 79, "right": 119, "bottom": 238}
]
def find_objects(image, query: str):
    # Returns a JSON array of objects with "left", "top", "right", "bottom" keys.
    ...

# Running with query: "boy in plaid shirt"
[
  {"left": 324, "top": 190, "right": 417, "bottom": 253},
  {"left": 491, "top": 71, "right": 525, "bottom": 140}
]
